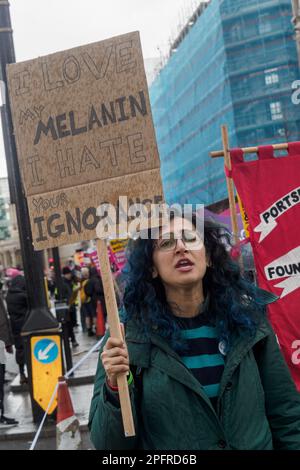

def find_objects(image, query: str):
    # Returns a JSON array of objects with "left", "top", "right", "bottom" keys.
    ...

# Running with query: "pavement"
[{"left": 0, "top": 327, "right": 102, "bottom": 450}]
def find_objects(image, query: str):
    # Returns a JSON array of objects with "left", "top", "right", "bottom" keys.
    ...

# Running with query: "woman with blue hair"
[{"left": 89, "top": 213, "right": 300, "bottom": 450}]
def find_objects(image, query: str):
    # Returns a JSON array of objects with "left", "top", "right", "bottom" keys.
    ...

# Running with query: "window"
[
  {"left": 230, "top": 24, "right": 242, "bottom": 41},
  {"left": 265, "top": 68, "right": 279, "bottom": 85},
  {"left": 270, "top": 102, "right": 283, "bottom": 120},
  {"left": 259, "top": 22, "right": 271, "bottom": 34},
  {"left": 259, "top": 14, "right": 272, "bottom": 34}
]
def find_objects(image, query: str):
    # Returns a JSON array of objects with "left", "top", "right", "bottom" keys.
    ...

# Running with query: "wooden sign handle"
[
  {"left": 221, "top": 125, "right": 239, "bottom": 240},
  {"left": 221, "top": 125, "right": 244, "bottom": 271},
  {"left": 96, "top": 239, "right": 136, "bottom": 437}
]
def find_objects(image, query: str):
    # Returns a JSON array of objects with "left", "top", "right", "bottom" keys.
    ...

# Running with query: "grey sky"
[{"left": 0, "top": 0, "right": 205, "bottom": 178}]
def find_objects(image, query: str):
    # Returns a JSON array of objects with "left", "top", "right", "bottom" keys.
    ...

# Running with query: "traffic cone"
[
  {"left": 96, "top": 300, "right": 106, "bottom": 337},
  {"left": 56, "top": 377, "right": 82, "bottom": 450}
]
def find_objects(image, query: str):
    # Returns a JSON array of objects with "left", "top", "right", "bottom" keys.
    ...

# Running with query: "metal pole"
[
  {"left": 0, "top": 1, "right": 60, "bottom": 422},
  {"left": 52, "top": 247, "right": 73, "bottom": 373},
  {"left": 0, "top": 0, "right": 57, "bottom": 331}
]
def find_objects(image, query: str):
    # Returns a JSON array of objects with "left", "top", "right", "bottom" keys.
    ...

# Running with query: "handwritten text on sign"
[
  {"left": 7, "top": 31, "right": 161, "bottom": 196},
  {"left": 7, "top": 32, "right": 163, "bottom": 249}
]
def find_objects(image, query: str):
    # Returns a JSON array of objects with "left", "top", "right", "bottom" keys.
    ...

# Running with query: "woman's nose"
[{"left": 175, "top": 238, "right": 187, "bottom": 253}]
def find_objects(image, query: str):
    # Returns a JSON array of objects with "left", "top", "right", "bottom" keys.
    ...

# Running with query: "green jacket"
[{"left": 89, "top": 317, "right": 300, "bottom": 450}]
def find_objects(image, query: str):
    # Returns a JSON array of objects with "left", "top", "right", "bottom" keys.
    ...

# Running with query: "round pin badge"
[{"left": 218, "top": 340, "right": 227, "bottom": 356}]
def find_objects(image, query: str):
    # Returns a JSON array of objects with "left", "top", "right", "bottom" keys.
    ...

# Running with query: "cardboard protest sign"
[
  {"left": 231, "top": 144, "right": 300, "bottom": 390},
  {"left": 7, "top": 31, "right": 163, "bottom": 249},
  {"left": 7, "top": 32, "right": 165, "bottom": 436},
  {"left": 27, "top": 170, "right": 162, "bottom": 250}
]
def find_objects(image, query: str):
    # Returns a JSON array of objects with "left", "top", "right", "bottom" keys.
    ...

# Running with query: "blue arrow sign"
[{"left": 34, "top": 339, "right": 59, "bottom": 364}]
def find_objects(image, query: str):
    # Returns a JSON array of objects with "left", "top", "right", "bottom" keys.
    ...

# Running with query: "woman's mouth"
[{"left": 175, "top": 258, "right": 194, "bottom": 272}]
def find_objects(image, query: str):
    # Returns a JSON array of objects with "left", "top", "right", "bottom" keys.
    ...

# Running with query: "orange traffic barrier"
[{"left": 56, "top": 377, "right": 81, "bottom": 450}]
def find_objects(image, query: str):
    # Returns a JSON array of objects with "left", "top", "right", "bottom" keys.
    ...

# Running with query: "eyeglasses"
[{"left": 154, "top": 229, "right": 203, "bottom": 252}]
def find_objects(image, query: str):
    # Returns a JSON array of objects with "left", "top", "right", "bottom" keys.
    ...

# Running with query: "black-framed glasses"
[{"left": 154, "top": 229, "right": 203, "bottom": 252}]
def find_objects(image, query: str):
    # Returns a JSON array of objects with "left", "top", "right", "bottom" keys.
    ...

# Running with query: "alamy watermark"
[
  {"left": 291, "top": 80, "right": 300, "bottom": 105},
  {"left": 95, "top": 197, "right": 204, "bottom": 243},
  {"left": 291, "top": 339, "right": 300, "bottom": 365}
]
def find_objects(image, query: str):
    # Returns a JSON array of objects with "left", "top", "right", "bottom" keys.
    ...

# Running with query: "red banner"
[{"left": 231, "top": 143, "right": 300, "bottom": 390}]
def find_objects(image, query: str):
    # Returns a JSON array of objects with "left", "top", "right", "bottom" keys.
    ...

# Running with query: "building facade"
[
  {"left": 150, "top": 0, "right": 300, "bottom": 207},
  {"left": 0, "top": 176, "right": 10, "bottom": 240},
  {"left": 0, "top": 177, "right": 21, "bottom": 270}
]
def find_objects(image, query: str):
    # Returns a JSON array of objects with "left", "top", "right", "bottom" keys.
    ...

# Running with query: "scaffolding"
[
  {"left": 292, "top": 0, "right": 300, "bottom": 64},
  {"left": 150, "top": 0, "right": 300, "bottom": 207}
]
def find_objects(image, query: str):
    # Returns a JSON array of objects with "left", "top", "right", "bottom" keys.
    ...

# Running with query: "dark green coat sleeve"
[
  {"left": 255, "top": 327, "right": 300, "bottom": 450},
  {"left": 88, "top": 334, "right": 139, "bottom": 450}
]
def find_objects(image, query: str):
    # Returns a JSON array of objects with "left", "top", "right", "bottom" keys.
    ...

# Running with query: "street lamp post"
[
  {"left": 52, "top": 247, "right": 73, "bottom": 373},
  {"left": 0, "top": 1, "right": 61, "bottom": 422}
]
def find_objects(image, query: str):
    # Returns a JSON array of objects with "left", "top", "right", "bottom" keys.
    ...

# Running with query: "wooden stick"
[
  {"left": 221, "top": 125, "right": 239, "bottom": 241},
  {"left": 210, "top": 142, "right": 289, "bottom": 158},
  {"left": 113, "top": 275, "right": 122, "bottom": 306},
  {"left": 96, "top": 239, "right": 135, "bottom": 437}
]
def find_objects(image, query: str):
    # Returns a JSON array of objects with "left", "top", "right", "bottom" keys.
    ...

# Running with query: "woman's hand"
[{"left": 101, "top": 324, "right": 129, "bottom": 387}]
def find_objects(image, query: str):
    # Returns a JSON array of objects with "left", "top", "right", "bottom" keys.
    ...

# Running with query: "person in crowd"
[
  {"left": 84, "top": 267, "right": 107, "bottom": 326},
  {"left": 47, "top": 268, "right": 56, "bottom": 298},
  {"left": 61, "top": 267, "right": 79, "bottom": 348},
  {"left": 70, "top": 266, "right": 81, "bottom": 328},
  {"left": 79, "top": 267, "right": 89, "bottom": 334},
  {"left": 80, "top": 267, "right": 95, "bottom": 336},
  {"left": 0, "top": 280, "right": 18, "bottom": 426},
  {"left": 6, "top": 274, "right": 28, "bottom": 385},
  {"left": 89, "top": 212, "right": 300, "bottom": 450},
  {"left": 5, "top": 268, "right": 22, "bottom": 286},
  {"left": 67, "top": 257, "right": 75, "bottom": 272}
]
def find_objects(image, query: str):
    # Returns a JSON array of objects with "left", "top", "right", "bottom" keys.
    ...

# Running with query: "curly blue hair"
[{"left": 122, "top": 214, "right": 276, "bottom": 353}]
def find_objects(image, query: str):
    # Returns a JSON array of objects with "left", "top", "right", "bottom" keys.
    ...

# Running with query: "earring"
[{"left": 152, "top": 268, "right": 158, "bottom": 279}]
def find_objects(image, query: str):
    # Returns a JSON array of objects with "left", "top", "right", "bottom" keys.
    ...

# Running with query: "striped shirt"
[{"left": 177, "top": 313, "right": 225, "bottom": 409}]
